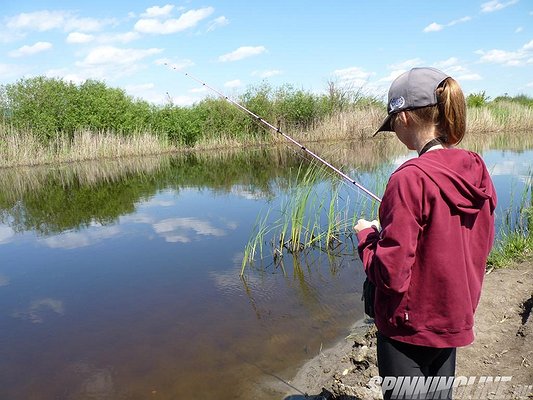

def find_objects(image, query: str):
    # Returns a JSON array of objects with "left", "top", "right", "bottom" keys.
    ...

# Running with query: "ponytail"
[
  {"left": 407, "top": 77, "right": 466, "bottom": 145},
  {"left": 436, "top": 77, "right": 466, "bottom": 145}
]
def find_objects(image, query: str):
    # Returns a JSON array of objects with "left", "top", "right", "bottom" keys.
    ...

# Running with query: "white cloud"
[
  {"left": 6, "top": 10, "right": 67, "bottom": 31},
  {"left": 456, "top": 73, "right": 483, "bottom": 81},
  {"left": 523, "top": 39, "right": 533, "bottom": 51},
  {"left": 218, "top": 46, "right": 266, "bottom": 62},
  {"left": 476, "top": 39, "right": 533, "bottom": 66},
  {"left": 388, "top": 58, "right": 424, "bottom": 70},
  {"left": 135, "top": 7, "right": 214, "bottom": 34},
  {"left": 123, "top": 82, "right": 169, "bottom": 104},
  {"left": 224, "top": 79, "right": 242, "bottom": 88},
  {"left": 423, "top": 22, "right": 443, "bottom": 32},
  {"left": 5, "top": 10, "right": 112, "bottom": 33},
  {"left": 67, "top": 32, "right": 94, "bottom": 44},
  {"left": 251, "top": 69, "right": 283, "bottom": 78},
  {"left": 68, "top": 31, "right": 141, "bottom": 45},
  {"left": 189, "top": 87, "right": 208, "bottom": 94},
  {"left": 433, "top": 57, "right": 461, "bottom": 69},
  {"left": 430, "top": 57, "right": 482, "bottom": 81},
  {"left": 45, "top": 68, "right": 86, "bottom": 84},
  {"left": 515, "top": 27, "right": 523, "bottom": 33},
  {"left": 432, "top": 58, "right": 472, "bottom": 75},
  {"left": 141, "top": 4, "right": 175, "bottom": 18},
  {"left": 207, "top": 16, "right": 229, "bottom": 32},
  {"left": 125, "top": 82, "right": 155, "bottom": 92},
  {"left": 333, "top": 66, "right": 373, "bottom": 86},
  {"left": 169, "top": 95, "right": 198, "bottom": 106},
  {"left": 9, "top": 41, "right": 52, "bottom": 57},
  {"left": 0, "top": 30, "right": 25, "bottom": 43},
  {"left": 155, "top": 57, "right": 195, "bottom": 71},
  {"left": 79, "top": 46, "right": 162, "bottom": 66},
  {"left": 423, "top": 16, "right": 471, "bottom": 32},
  {"left": 378, "top": 70, "right": 405, "bottom": 83},
  {"left": 63, "top": 16, "right": 111, "bottom": 32},
  {"left": 481, "top": 0, "right": 519, "bottom": 13},
  {"left": 96, "top": 32, "right": 140, "bottom": 44},
  {"left": 449, "top": 16, "right": 472, "bottom": 26}
]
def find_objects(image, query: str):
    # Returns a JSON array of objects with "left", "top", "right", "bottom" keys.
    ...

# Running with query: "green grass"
[
  {"left": 487, "top": 171, "right": 533, "bottom": 269},
  {"left": 240, "top": 161, "right": 383, "bottom": 274},
  {"left": 242, "top": 162, "right": 533, "bottom": 274}
]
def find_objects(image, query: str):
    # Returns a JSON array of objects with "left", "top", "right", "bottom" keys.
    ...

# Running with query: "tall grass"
[
  {"left": 0, "top": 125, "right": 171, "bottom": 168},
  {"left": 487, "top": 169, "right": 533, "bottom": 268},
  {"left": 1, "top": 76, "right": 532, "bottom": 168},
  {"left": 466, "top": 101, "right": 533, "bottom": 134},
  {"left": 240, "top": 162, "right": 385, "bottom": 274}
]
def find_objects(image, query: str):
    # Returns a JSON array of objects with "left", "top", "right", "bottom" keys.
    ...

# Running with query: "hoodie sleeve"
[{"left": 357, "top": 167, "right": 424, "bottom": 295}]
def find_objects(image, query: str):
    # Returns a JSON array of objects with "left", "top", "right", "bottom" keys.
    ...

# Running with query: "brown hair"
[{"left": 407, "top": 77, "right": 466, "bottom": 145}]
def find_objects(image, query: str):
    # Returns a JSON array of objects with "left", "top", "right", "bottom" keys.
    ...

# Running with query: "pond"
[{"left": 0, "top": 133, "right": 531, "bottom": 400}]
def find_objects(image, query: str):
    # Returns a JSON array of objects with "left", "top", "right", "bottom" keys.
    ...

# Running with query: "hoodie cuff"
[{"left": 356, "top": 226, "right": 379, "bottom": 243}]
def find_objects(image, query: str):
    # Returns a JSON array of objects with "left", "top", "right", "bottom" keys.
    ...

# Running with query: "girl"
[{"left": 354, "top": 67, "right": 497, "bottom": 400}]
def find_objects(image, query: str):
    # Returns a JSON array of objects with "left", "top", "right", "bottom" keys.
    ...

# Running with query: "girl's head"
[{"left": 375, "top": 67, "right": 466, "bottom": 145}]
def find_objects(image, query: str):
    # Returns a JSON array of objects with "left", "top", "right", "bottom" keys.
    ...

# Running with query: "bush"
[
  {"left": 493, "top": 94, "right": 533, "bottom": 107},
  {"left": 0, "top": 77, "right": 153, "bottom": 140},
  {"left": 466, "top": 91, "right": 491, "bottom": 108}
]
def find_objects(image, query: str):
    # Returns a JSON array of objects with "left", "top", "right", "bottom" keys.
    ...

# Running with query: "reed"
[
  {"left": 3, "top": 76, "right": 533, "bottom": 158},
  {"left": 0, "top": 125, "right": 172, "bottom": 168},
  {"left": 487, "top": 169, "right": 533, "bottom": 268},
  {"left": 466, "top": 101, "right": 533, "bottom": 134},
  {"left": 241, "top": 209, "right": 273, "bottom": 274},
  {"left": 240, "top": 161, "right": 383, "bottom": 273}
]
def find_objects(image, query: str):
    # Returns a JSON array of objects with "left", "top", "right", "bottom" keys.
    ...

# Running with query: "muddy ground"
[{"left": 280, "top": 261, "right": 533, "bottom": 400}]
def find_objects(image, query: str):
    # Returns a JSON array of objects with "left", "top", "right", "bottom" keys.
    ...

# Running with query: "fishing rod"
[{"left": 165, "top": 64, "right": 382, "bottom": 203}]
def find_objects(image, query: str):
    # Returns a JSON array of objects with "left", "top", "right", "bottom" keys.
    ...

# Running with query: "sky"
[{"left": 0, "top": 1, "right": 532, "bottom": 106}]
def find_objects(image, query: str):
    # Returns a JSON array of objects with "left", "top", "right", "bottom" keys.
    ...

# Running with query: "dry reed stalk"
[
  {"left": 1, "top": 102, "right": 531, "bottom": 168},
  {"left": 0, "top": 128, "right": 173, "bottom": 168},
  {"left": 467, "top": 103, "right": 533, "bottom": 134},
  {"left": 192, "top": 135, "right": 264, "bottom": 151}
]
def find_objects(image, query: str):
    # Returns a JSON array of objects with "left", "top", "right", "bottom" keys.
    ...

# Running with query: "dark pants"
[{"left": 377, "top": 332, "right": 456, "bottom": 400}]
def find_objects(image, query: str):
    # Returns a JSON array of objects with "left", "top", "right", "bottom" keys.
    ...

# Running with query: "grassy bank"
[
  {"left": 488, "top": 177, "right": 533, "bottom": 268},
  {"left": 1, "top": 77, "right": 532, "bottom": 168}
]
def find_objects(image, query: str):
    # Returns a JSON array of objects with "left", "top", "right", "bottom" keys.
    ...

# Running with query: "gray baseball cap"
[{"left": 374, "top": 67, "right": 449, "bottom": 135}]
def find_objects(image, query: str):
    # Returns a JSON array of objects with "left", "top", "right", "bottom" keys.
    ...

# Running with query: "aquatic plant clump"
[
  {"left": 487, "top": 168, "right": 533, "bottom": 268},
  {"left": 240, "top": 162, "right": 383, "bottom": 274}
]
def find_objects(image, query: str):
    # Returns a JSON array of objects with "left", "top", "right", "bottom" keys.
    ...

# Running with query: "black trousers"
[{"left": 377, "top": 332, "right": 456, "bottom": 400}]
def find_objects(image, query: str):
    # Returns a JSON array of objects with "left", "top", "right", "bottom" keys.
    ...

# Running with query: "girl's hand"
[{"left": 354, "top": 219, "right": 380, "bottom": 234}]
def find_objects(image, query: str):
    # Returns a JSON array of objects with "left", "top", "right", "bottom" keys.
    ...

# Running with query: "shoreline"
[
  {"left": 274, "top": 261, "right": 532, "bottom": 400},
  {"left": 255, "top": 317, "right": 381, "bottom": 399},
  {"left": 281, "top": 317, "right": 381, "bottom": 399}
]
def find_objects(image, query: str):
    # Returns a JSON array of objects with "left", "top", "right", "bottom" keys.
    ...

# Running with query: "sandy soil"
[{"left": 279, "top": 260, "right": 533, "bottom": 400}]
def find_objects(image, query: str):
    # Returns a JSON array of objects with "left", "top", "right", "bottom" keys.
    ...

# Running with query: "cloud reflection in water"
[{"left": 153, "top": 217, "right": 228, "bottom": 243}]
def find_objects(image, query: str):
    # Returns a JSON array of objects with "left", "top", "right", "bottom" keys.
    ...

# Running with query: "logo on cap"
[{"left": 389, "top": 96, "right": 405, "bottom": 112}]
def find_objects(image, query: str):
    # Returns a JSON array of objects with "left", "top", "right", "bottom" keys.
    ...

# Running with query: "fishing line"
[{"left": 164, "top": 64, "right": 382, "bottom": 204}]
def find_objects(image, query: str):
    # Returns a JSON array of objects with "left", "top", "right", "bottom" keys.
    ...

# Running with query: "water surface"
[{"left": 0, "top": 134, "right": 531, "bottom": 399}]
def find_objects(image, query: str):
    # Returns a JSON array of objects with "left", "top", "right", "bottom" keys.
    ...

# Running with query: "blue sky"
[{"left": 0, "top": 1, "right": 532, "bottom": 106}]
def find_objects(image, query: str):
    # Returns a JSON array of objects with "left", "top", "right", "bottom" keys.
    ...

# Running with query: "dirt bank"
[{"left": 281, "top": 261, "right": 533, "bottom": 399}]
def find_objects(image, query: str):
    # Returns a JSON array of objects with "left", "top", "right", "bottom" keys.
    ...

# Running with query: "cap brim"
[{"left": 373, "top": 114, "right": 393, "bottom": 137}]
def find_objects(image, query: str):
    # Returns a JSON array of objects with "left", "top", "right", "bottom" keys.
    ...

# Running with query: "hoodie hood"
[{"left": 397, "top": 149, "right": 497, "bottom": 215}]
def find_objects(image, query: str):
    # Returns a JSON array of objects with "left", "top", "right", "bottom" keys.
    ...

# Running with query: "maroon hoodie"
[{"left": 357, "top": 148, "right": 497, "bottom": 348}]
